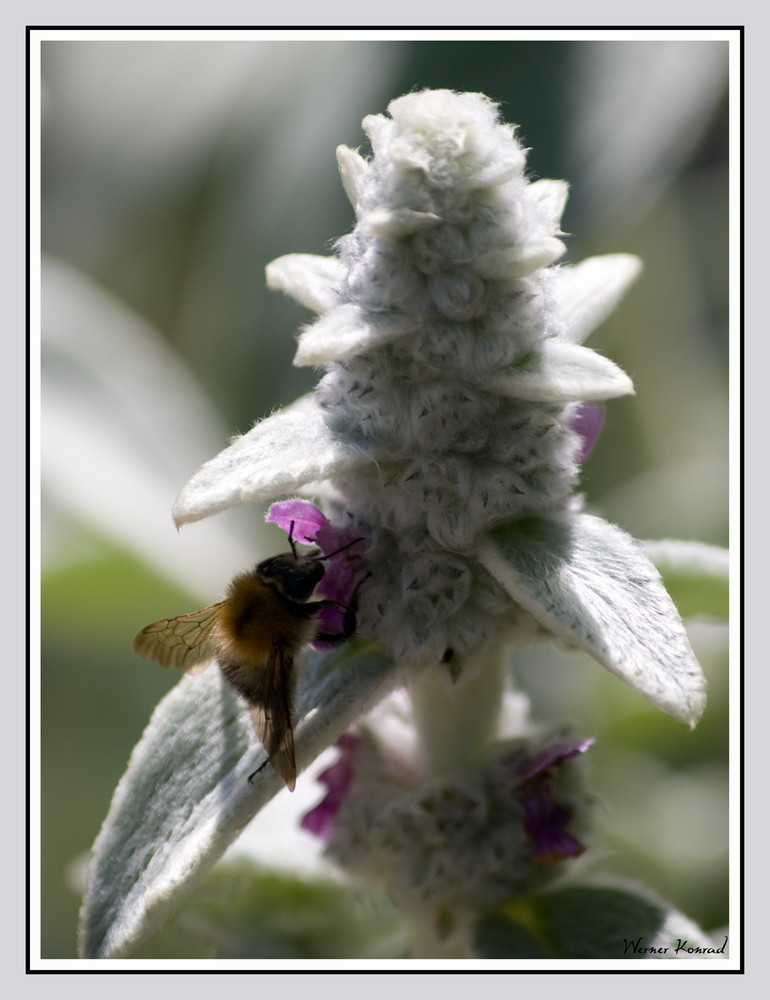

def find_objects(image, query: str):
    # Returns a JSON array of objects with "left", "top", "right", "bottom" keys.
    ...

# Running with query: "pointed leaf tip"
[
  {"left": 489, "top": 341, "right": 634, "bottom": 403},
  {"left": 265, "top": 253, "right": 345, "bottom": 315},
  {"left": 293, "top": 304, "right": 417, "bottom": 367},
  {"left": 556, "top": 254, "right": 643, "bottom": 344},
  {"left": 336, "top": 144, "right": 369, "bottom": 207}
]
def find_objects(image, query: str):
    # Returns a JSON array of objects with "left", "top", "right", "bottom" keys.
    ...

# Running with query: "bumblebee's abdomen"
[{"left": 216, "top": 573, "right": 317, "bottom": 666}]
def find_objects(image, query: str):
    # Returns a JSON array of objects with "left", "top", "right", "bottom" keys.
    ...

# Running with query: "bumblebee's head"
[{"left": 256, "top": 550, "right": 325, "bottom": 603}]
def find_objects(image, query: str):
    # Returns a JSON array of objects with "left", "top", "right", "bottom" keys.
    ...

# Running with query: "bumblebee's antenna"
[
  {"left": 286, "top": 519, "right": 364, "bottom": 563},
  {"left": 314, "top": 536, "right": 364, "bottom": 561},
  {"left": 287, "top": 520, "right": 299, "bottom": 559}
]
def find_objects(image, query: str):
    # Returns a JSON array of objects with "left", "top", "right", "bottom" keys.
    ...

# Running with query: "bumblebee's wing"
[
  {"left": 133, "top": 603, "right": 224, "bottom": 673},
  {"left": 248, "top": 644, "right": 297, "bottom": 792}
]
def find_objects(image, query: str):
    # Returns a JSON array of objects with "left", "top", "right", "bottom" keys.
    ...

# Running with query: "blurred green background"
[{"left": 40, "top": 38, "right": 730, "bottom": 958}]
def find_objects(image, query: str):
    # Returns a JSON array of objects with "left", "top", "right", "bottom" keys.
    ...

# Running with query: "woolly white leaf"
[
  {"left": 488, "top": 340, "right": 634, "bottom": 402},
  {"left": 265, "top": 253, "right": 345, "bottom": 315},
  {"left": 172, "top": 394, "right": 367, "bottom": 526},
  {"left": 475, "top": 236, "right": 566, "bottom": 279},
  {"left": 478, "top": 514, "right": 707, "bottom": 725},
  {"left": 361, "top": 206, "right": 442, "bottom": 238},
  {"left": 79, "top": 639, "right": 398, "bottom": 958},
  {"left": 555, "top": 254, "right": 643, "bottom": 343},
  {"left": 336, "top": 144, "right": 369, "bottom": 207},
  {"left": 41, "top": 257, "right": 247, "bottom": 587},
  {"left": 528, "top": 178, "right": 569, "bottom": 232},
  {"left": 648, "top": 908, "right": 728, "bottom": 959},
  {"left": 293, "top": 302, "right": 417, "bottom": 367},
  {"left": 473, "top": 880, "right": 722, "bottom": 959}
]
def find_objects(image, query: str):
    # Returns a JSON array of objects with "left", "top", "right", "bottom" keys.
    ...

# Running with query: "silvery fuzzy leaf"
[
  {"left": 79, "top": 639, "right": 398, "bottom": 958},
  {"left": 570, "top": 41, "right": 726, "bottom": 226},
  {"left": 293, "top": 302, "right": 417, "bottom": 367},
  {"left": 336, "top": 143, "right": 369, "bottom": 207},
  {"left": 472, "top": 882, "right": 721, "bottom": 959},
  {"left": 172, "top": 394, "right": 367, "bottom": 526},
  {"left": 554, "top": 254, "right": 643, "bottom": 344},
  {"left": 488, "top": 340, "right": 634, "bottom": 402},
  {"left": 360, "top": 206, "right": 443, "bottom": 238},
  {"left": 474, "top": 236, "right": 567, "bottom": 279},
  {"left": 478, "top": 514, "right": 707, "bottom": 725},
  {"left": 42, "top": 257, "right": 247, "bottom": 588},
  {"left": 265, "top": 253, "right": 346, "bottom": 315},
  {"left": 528, "top": 178, "right": 569, "bottom": 232}
]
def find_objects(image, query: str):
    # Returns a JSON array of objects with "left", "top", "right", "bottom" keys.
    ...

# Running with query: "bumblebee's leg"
[
  {"left": 248, "top": 758, "right": 269, "bottom": 784},
  {"left": 306, "top": 572, "right": 372, "bottom": 644},
  {"left": 311, "top": 599, "right": 357, "bottom": 645}
]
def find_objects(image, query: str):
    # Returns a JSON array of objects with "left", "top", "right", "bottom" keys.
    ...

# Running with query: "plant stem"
[{"left": 409, "top": 645, "right": 506, "bottom": 779}]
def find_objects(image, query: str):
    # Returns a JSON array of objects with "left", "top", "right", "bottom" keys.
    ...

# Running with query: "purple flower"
[
  {"left": 301, "top": 732, "right": 363, "bottom": 839},
  {"left": 517, "top": 738, "right": 594, "bottom": 865},
  {"left": 571, "top": 402, "right": 605, "bottom": 462},
  {"left": 266, "top": 499, "right": 365, "bottom": 643}
]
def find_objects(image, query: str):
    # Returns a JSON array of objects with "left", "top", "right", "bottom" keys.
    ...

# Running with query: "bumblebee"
[{"left": 134, "top": 527, "right": 361, "bottom": 790}]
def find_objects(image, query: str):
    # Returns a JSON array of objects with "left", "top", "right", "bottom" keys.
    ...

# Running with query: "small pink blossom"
[
  {"left": 571, "top": 402, "right": 605, "bottom": 462},
  {"left": 266, "top": 498, "right": 330, "bottom": 546},
  {"left": 301, "top": 732, "right": 363, "bottom": 838},
  {"left": 267, "top": 499, "right": 364, "bottom": 642},
  {"left": 517, "top": 738, "right": 594, "bottom": 864}
]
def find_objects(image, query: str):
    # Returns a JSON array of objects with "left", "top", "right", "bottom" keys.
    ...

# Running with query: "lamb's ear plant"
[{"left": 79, "top": 90, "right": 728, "bottom": 961}]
